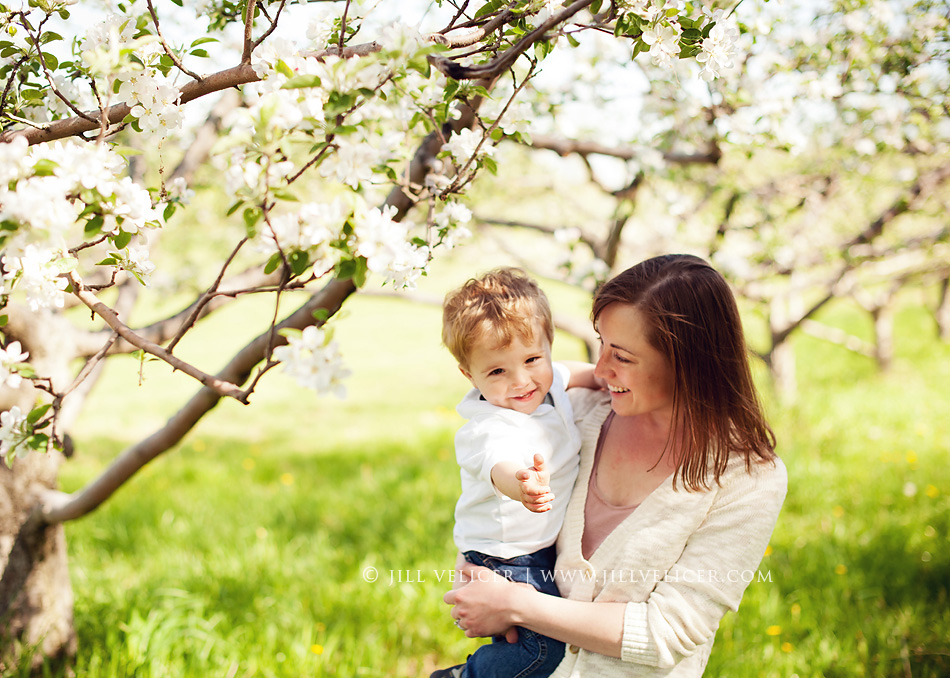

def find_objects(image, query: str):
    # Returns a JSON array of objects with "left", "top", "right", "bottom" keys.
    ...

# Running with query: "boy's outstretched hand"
[{"left": 516, "top": 453, "right": 554, "bottom": 513}]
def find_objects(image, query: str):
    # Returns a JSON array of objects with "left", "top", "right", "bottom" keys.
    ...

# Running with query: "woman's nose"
[{"left": 594, "top": 352, "right": 610, "bottom": 380}]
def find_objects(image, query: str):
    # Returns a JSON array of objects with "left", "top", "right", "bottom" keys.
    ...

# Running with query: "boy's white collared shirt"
[{"left": 453, "top": 363, "right": 582, "bottom": 559}]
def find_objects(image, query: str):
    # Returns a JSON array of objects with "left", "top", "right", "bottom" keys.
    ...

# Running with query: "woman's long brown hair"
[{"left": 593, "top": 254, "right": 777, "bottom": 491}]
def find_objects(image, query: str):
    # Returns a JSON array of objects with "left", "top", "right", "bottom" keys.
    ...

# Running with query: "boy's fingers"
[{"left": 533, "top": 453, "right": 546, "bottom": 471}]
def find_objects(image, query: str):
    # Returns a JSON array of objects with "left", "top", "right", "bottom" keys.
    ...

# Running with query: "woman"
[{"left": 442, "top": 254, "right": 787, "bottom": 677}]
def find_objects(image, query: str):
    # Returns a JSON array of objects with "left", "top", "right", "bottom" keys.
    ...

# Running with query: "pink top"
[{"left": 582, "top": 411, "right": 640, "bottom": 560}]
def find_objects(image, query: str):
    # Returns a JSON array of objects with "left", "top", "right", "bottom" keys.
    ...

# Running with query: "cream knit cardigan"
[{"left": 549, "top": 389, "right": 788, "bottom": 678}]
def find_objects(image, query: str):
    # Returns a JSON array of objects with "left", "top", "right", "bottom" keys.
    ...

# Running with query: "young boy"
[{"left": 434, "top": 268, "right": 595, "bottom": 678}]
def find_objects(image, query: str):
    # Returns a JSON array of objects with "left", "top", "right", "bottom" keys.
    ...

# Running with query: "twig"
[
  {"left": 166, "top": 237, "right": 249, "bottom": 352},
  {"left": 429, "top": 0, "right": 597, "bottom": 80},
  {"left": 58, "top": 333, "right": 119, "bottom": 400},
  {"left": 21, "top": 12, "right": 99, "bottom": 127},
  {"left": 242, "top": 0, "right": 259, "bottom": 64},
  {"left": 65, "top": 270, "right": 249, "bottom": 403},
  {"left": 251, "top": 0, "right": 288, "bottom": 52},
  {"left": 338, "top": 0, "right": 352, "bottom": 52},
  {"left": 68, "top": 234, "right": 110, "bottom": 256},
  {"left": 145, "top": 0, "right": 204, "bottom": 81}
]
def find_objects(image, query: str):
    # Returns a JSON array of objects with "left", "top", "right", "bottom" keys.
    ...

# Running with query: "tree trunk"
[
  {"left": 769, "top": 293, "right": 800, "bottom": 403},
  {"left": 937, "top": 275, "right": 950, "bottom": 343},
  {"left": 0, "top": 309, "right": 84, "bottom": 668},
  {"left": 0, "top": 450, "right": 76, "bottom": 670},
  {"left": 872, "top": 300, "right": 896, "bottom": 370}
]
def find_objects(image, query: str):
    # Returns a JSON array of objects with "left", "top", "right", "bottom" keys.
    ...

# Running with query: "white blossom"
[
  {"left": 441, "top": 128, "right": 494, "bottom": 165},
  {"left": 273, "top": 326, "right": 351, "bottom": 398},
  {"left": 697, "top": 21, "right": 738, "bottom": 81},
  {"left": 0, "top": 135, "right": 30, "bottom": 185},
  {"left": 434, "top": 201, "right": 472, "bottom": 231},
  {"left": 642, "top": 22, "right": 682, "bottom": 69},
  {"left": 525, "top": 0, "right": 560, "bottom": 29},
  {"left": 0, "top": 342, "right": 29, "bottom": 390},
  {"left": 81, "top": 14, "right": 135, "bottom": 53},
  {"left": 2, "top": 246, "right": 70, "bottom": 312},
  {"left": 256, "top": 201, "right": 347, "bottom": 276},
  {"left": 109, "top": 245, "right": 156, "bottom": 285},
  {"left": 0, "top": 406, "right": 31, "bottom": 466},
  {"left": 352, "top": 205, "right": 429, "bottom": 289},
  {"left": 166, "top": 177, "right": 194, "bottom": 204}
]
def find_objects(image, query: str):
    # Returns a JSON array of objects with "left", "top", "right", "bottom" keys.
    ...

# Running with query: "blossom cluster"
[
  {"left": 81, "top": 15, "right": 183, "bottom": 139},
  {"left": 616, "top": 0, "right": 738, "bottom": 76},
  {"left": 0, "top": 136, "right": 162, "bottom": 310},
  {"left": 272, "top": 326, "right": 351, "bottom": 398}
]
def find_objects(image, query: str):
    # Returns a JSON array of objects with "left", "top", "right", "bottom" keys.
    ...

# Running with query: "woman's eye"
[{"left": 614, "top": 353, "right": 631, "bottom": 364}]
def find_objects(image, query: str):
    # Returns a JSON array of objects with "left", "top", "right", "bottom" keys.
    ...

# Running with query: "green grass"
[{"left": 6, "top": 286, "right": 950, "bottom": 677}]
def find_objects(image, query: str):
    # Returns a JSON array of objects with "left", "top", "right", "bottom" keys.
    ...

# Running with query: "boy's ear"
[{"left": 458, "top": 365, "right": 474, "bottom": 384}]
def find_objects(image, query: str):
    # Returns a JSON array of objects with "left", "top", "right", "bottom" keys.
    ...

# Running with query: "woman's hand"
[{"left": 443, "top": 562, "right": 530, "bottom": 641}]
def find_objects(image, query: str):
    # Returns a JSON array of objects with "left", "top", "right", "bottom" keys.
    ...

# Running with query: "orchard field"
[{"left": 8, "top": 255, "right": 948, "bottom": 678}]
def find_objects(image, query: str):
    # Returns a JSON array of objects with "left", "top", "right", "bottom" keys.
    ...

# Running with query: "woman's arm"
[
  {"left": 445, "top": 562, "right": 627, "bottom": 657},
  {"left": 445, "top": 458, "right": 788, "bottom": 668}
]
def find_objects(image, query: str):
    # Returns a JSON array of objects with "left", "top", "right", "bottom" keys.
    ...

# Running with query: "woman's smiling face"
[{"left": 594, "top": 303, "right": 676, "bottom": 421}]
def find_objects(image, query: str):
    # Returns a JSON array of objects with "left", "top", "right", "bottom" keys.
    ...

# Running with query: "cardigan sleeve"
[{"left": 619, "top": 457, "right": 788, "bottom": 668}]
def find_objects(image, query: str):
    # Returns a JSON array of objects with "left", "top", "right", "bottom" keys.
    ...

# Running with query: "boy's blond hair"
[{"left": 442, "top": 267, "right": 554, "bottom": 369}]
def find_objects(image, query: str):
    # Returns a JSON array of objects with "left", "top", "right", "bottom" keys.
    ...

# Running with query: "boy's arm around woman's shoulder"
[{"left": 557, "top": 360, "right": 604, "bottom": 391}]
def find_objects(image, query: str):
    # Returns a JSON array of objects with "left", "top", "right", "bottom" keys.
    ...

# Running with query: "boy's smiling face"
[{"left": 460, "top": 323, "right": 554, "bottom": 415}]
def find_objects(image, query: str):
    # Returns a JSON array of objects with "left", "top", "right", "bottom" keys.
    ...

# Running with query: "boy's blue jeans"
[{"left": 457, "top": 545, "right": 565, "bottom": 678}]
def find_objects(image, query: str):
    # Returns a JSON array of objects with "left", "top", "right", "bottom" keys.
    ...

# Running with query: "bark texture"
[{"left": 0, "top": 451, "right": 76, "bottom": 670}]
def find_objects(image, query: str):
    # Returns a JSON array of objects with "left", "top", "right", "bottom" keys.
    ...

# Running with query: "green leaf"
[
  {"left": 289, "top": 250, "right": 310, "bottom": 276},
  {"left": 264, "top": 252, "right": 283, "bottom": 275},
  {"left": 480, "top": 155, "right": 498, "bottom": 175},
  {"left": 170, "top": 0, "right": 183, "bottom": 6},
  {"left": 96, "top": 257, "right": 119, "bottom": 266},
  {"left": 275, "top": 59, "right": 295, "bottom": 79},
  {"left": 53, "top": 256, "right": 77, "bottom": 274},
  {"left": 226, "top": 200, "right": 245, "bottom": 217},
  {"left": 0, "top": 316, "right": 7, "bottom": 327},
  {"left": 163, "top": 203, "right": 177, "bottom": 221},
  {"left": 190, "top": 48, "right": 209, "bottom": 58},
  {"left": 282, "top": 74, "right": 322, "bottom": 89},
  {"left": 84, "top": 214, "right": 104, "bottom": 237},
  {"left": 112, "top": 230, "right": 133, "bottom": 250},
  {"left": 190, "top": 37, "right": 218, "bottom": 47},
  {"left": 27, "top": 404, "right": 51, "bottom": 425},
  {"left": 474, "top": 0, "right": 505, "bottom": 19},
  {"left": 44, "top": 53, "right": 58, "bottom": 70},
  {"left": 271, "top": 188, "right": 299, "bottom": 202},
  {"left": 312, "top": 308, "right": 330, "bottom": 323},
  {"left": 28, "top": 433, "right": 49, "bottom": 451},
  {"left": 32, "top": 158, "right": 58, "bottom": 177},
  {"left": 243, "top": 207, "right": 261, "bottom": 234}
]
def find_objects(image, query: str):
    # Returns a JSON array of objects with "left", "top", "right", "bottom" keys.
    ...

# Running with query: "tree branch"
[
  {"left": 429, "top": 0, "right": 596, "bottom": 80},
  {"left": 36, "top": 277, "right": 357, "bottom": 526},
  {"left": 1, "top": 42, "right": 380, "bottom": 146},
  {"left": 523, "top": 134, "right": 722, "bottom": 165},
  {"left": 65, "top": 271, "right": 249, "bottom": 402},
  {"left": 146, "top": 0, "right": 203, "bottom": 81}
]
